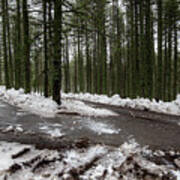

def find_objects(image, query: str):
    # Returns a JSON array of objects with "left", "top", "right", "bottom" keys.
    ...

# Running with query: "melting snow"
[
  {"left": 46, "top": 128, "right": 64, "bottom": 138},
  {"left": 82, "top": 118, "right": 121, "bottom": 135},
  {"left": 63, "top": 92, "right": 180, "bottom": 116},
  {"left": 61, "top": 99, "right": 117, "bottom": 117},
  {"left": 0, "top": 141, "right": 179, "bottom": 180},
  {"left": 172, "top": 170, "right": 180, "bottom": 180},
  {"left": 39, "top": 124, "right": 64, "bottom": 138},
  {"left": 0, "top": 86, "right": 117, "bottom": 117},
  {"left": 0, "top": 142, "right": 31, "bottom": 171},
  {"left": 0, "top": 86, "right": 58, "bottom": 118}
]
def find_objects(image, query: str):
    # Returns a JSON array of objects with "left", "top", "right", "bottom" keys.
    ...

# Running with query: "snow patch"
[
  {"left": 39, "top": 124, "right": 64, "bottom": 138},
  {"left": 0, "top": 142, "right": 31, "bottom": 172},
  {"left": 63, "top": 92, "right": 180, "bottom": 116},
  {"left": 82, "top": 118, "right": 121, "bottom": 135},
  {"left": 46, "top": 128, "right": 64, "bottom": 138},
  {"left": 64, "top": 145, "right": 107, "bottom": 168},
  {"left": 61, "top": 99, "right": 118, "bottom": 117},
  {"left": 0, "top": 86, "right": 117, "bottom": 117},
  {"left": 0, "top": 86, "right": 58, "bottom": 117}
]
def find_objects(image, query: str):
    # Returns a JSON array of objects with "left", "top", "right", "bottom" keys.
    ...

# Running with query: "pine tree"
[
  {"left": 156, "top": 0, "right": 163, "bottom": 100},
  {"left": 53, "top": 0, "right": 62, "bottom": 105},
  {"left": 23, "top": 0, "right": 31, "bottom": 93},
  {"left": 2, "top": 0, "right": 10, "bottom": 89},
  {"left": 6, "top": 0, "right": 14, "bottom": 87},
  {"left": 43, "top": 0, "right": 49, "bottom": 97},
  {"left": 14, "top": 0, "right": 22, "bottom": 89},
  {"left": 64, "top": 34, "right": 71, "bottom": 93},
  {"left": 144, "top": 0, "right": 153, "bottom": 98}
]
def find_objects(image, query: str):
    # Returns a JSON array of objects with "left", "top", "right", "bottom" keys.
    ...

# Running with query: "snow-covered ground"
[
  {"left": 0, "top": 141, "right": 179, "bottom": 180},
  {"left": 0, "top": 86, "right": 117, "bottom": 117},
  {"left": 63, "top": 92, "right": 180, "bottom": 116}
]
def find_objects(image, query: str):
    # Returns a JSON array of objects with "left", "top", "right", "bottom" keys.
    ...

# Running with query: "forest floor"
[{"left": 0, "top": 99, "right": 180, "bottom": 179}]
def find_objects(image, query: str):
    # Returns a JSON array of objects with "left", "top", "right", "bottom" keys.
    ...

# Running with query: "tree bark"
[
  {"left": 23, "top": 0, "right": 31, "bottom": 93},
  {"left": 43, "top": 0, "right": 49, "bottom": 97},
  {"left": 15, "top": 0, "right": 22, "bottom": 89},
  {"left": 2, "top": 0, "right": 10, "bottom": 89},
  {"left": 53, "top": 0, "right": 62, "bottom": 105}
]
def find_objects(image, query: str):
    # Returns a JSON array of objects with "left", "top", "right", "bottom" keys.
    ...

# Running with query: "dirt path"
[{"left": 0, "top": 100, "right": 180, "bottom": 151}]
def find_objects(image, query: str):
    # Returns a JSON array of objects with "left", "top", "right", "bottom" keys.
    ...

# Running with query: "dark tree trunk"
[
  {"left": 15, "top": 0, "right": 22, "bottom": 89},
  {"left": 23, "top": 0, "right": 31, "bottom": 93},
  {"left": 85, "top": 25, "right": 91, "bottom": 93},
  {"left": 6, "top": 0, "right": 14, "bottom": 87},
  {"left": 53, "top": 0, "right": 62, "bottom": 105},
  {"left": 144, "top": 0, "right": 153, "bottom": 98},
  {"left": 0, "top": 44, "right": 1, "bottom": 83},
  {"left": 173, "top": 20, "right": 178, "bottom": 99},
  {"left": 64, "top": 34, "right": 71, "bottom": 93},
  {"left": 157, "top": 0, "right": 163, "bottom": 100},
  {"left": 2, "top": 0, "right": 10, "bottom": 89},
  {"left": 43, "top": 0, "right": 49, "bottom": 97},
  {"left": 167, "top": 20, "right": 172, "bottom": 101}
]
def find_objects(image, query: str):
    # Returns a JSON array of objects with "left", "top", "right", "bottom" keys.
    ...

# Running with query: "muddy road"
[{"left": 0, "top": 100, "right": 180, "bottom": 150}]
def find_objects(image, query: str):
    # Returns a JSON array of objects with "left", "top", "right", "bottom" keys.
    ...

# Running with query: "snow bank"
[
  {"left": 63, "top": 92, "right": 180, "bottom": 116},
  {"left": 0, "top": 86, "right": 58, "bottom": 117},
  {"left": 61, "top": 99, "right": 117, "bottom": 117},
  {"left": 0, "top": 86, "right": 117, "bottom": 117}
]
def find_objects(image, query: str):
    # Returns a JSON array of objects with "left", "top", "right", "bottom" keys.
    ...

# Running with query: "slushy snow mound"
[
  {"left": 0, "top": 141, "right": 180, "bottom": 180},
  {"left": 61, "top": 99, "right": 117, "bottom": 117},
  {"left": 82, "top": 118, "right": 121, "bottom": 135},
  {"left": 63, "top": 92, "right": 180, "bottom": 116},
  {"left": 0, "top": 86, "right": 117, "bottom": 117},
  {"left": 0, "top": 86, "right": 58, "bottom": 117}
]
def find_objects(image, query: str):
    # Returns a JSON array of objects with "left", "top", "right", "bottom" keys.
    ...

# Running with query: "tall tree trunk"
[
  {"left": 53, "top": 0, "right": 62, "bottom": 105},
  {"left": 139, "top": 0, "right": 145, "bottom": 97},
  {"left": 116, "top": 1, "right": 122, "bottom": 96},
  {"left": 167, "top": 19, "right": 172, "bottom": 101},
  {"left": 64, "top": 34, "right": 71, "bottom": 93},
  {"left": 6, "top": 0, "right": 14, "bottom": 87},
  {"left": 157, "top": 0, "right": 163, "bottom": 100},
  {"left": 173, "top": 19, "right": 178, "bottom": 99},
  {"left": 134, "top": 0, "right": 140, "bottom": 96},
  {"left": 0, "top": 43, "right": 2, "bottom": 83},
  {"left": 93, "top": 31, "right": 98, "bottom": 94},
  {"left": 130, "top": 0, "right": 134, "bottom": 97},
  {"left": 74, "top": 36, "right": 78, "bottom": 93},
  {"left": 97, "top": 0, "right": 107, "bottom": 94},
  {"left": 85, "top": 24, "right": 91, "bottom": 93},
  {"left": 23, "top": 0, "right": 31, "bottom": 93},
  {"left": 48, "top": 0, "right": 53, "bottom": 96},
  {"left": 144, "top": 0, "right": 153, "bottom": 98},
  {"left": 2, "top": 0, "right": 10, "bottom": 89},
  {"left": 43, "top": 0, "right": 48, "bottom": 97},
  {"left": 77, "top": 25, "right": 84, "bottom": 92},
  {"left": 163, "top": 27, "right": 168, "bottom": 100},
  {"left": 15, "top": 0, "right": 22, "bottom": 89}
]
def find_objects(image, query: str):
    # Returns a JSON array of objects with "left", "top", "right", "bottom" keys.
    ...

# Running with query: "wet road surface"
[{"left": 0, "top": 100, "right": 180, "bottom": 150}]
